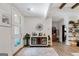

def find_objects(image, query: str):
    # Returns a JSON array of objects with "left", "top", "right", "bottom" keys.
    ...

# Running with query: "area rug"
[
  {"left": 16, "top": 47, "right": 59, "bottom": 56},
  {"left": 72, "top": 53, "right": 79, "bottom": 56}
]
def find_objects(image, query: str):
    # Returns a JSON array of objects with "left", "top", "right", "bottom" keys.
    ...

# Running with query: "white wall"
[
  {"left": 24, "top": 17, "right": 45, "bottom": 34},
  {"left": 52, "top": 22, "right": 59, "bottom": 29},
  {"left": 0, "top": 4, "right": 24, "bottom": 56},
  {"left": 58, "top": 20, "right": 64, "bottom": 43},
  {"left": 46, "top": 18, "right": 52, "bottom": 46}
]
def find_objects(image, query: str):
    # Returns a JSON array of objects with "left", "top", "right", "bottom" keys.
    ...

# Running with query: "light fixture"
[
  {"left": 27, "top": 8, "right": 34, "bottom": 11},
  {"left": 14, "top": 14, "right": 17, "bottom": 17}
]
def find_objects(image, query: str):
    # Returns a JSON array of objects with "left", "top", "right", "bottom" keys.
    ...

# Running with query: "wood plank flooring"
[
  {"left": 52, "top": 42, "right": 79, "bottom": 56},
  {"left": 16, "top": 47, "right": 58, "bottom": 56},
  {"left": 15, "top": 42, "right": 79, "bottom": 56}
]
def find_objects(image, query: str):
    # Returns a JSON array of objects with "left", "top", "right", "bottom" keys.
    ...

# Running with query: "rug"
[{"left": 16, "top": 47, "right": 59, "bottom": 56}]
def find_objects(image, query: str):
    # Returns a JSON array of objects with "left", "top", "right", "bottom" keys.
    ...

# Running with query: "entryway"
[
  {"left": 52, "top": 20, "right": 67, "bottom": 45},
  {"left": 62, "top": 25, "right": 66, "bottom": 43}
]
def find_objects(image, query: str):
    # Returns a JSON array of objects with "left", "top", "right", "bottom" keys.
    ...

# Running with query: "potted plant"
[{"left": 23, "top": 33, "right": 30, "bottom": 47}]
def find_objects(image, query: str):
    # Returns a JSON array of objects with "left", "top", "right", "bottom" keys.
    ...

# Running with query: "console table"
[{"left": 29, "top": 36, "right": 48, "bottom": 46}]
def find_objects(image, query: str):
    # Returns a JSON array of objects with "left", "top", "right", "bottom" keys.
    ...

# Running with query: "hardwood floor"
[
  {"left": 15, "top": 42, "right": 79, "bottom": 56},
  {"left": 16, "top": 47, "right": 58, "bottom": 56},
  {"left": 52, "top": 42, "right": 79, "bottom": 56}
]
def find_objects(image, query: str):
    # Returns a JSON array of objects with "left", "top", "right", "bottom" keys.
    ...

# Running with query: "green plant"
[
  {"left": 23, "top": 33, "right": 30, "bottom": 46},
  {"left": 23, "top": 33, "right": 30, "bottom": 40}
]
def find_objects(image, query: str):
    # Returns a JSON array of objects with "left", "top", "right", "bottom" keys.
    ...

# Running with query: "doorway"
[
  {"left": 62, "top": 25, "right": 66, "bottom": 43},
  {"left": 52, "top": 27, "right": 58, "bottom": 42}
]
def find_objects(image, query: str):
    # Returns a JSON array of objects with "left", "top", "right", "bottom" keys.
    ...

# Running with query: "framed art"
[{"left": 0, "top": 9, "right": 11, "bottom": 27}]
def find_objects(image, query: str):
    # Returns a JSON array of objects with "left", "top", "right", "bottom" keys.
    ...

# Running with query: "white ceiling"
[
  {"left": 11, "top": 3, "right": 79, "bottom": 21},
  {"left": 47, "top": 3, "right": 79, "bottom": 21},
  {"left": 12, "top": 3, "right": 50, "bottom": 18}
]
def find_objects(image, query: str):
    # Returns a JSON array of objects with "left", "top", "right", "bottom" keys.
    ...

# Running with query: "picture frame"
[{"left": 0, "top": 10, "right": 11, "bottom": 27}]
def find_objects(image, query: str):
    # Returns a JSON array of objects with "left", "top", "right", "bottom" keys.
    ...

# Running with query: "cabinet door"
[{"left": 0, "top": 27, "right": 11, "bottom": 54}]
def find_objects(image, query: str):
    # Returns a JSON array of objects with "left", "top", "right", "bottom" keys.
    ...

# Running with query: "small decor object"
[
  {"left": 32, "top": 32, "right": 37, "bottom": 36},
  {"left": 39, "top": 33, "right": 42, "bottom": 36},
  {"left": 69, "top": 28, "right": 73, "bottom": 33},
  {"left": 69, "top": 21, "right": 74, "bottom": 24},
  {"left": 75, "top": 29, "right": 79, "bottom": 33},
  {"left": 15, "top": 38, "right": 21, "bottom": 47},
  {"left": 72, "top": 32, "right": 77, "bottom": 37},
  {"left": 23, "top": 33, "right": 30, "bottom": 46},
  {"left": 36, "top": 23, "right": 43, "bottom": 31}
]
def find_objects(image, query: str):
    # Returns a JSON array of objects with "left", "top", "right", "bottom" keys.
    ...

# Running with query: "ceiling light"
[
  {"left": 14, "top": 14, "right": 17, "bottom": 17},
  {"left": 27, "top": 8, "right": 34, "bottom": 11}
]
